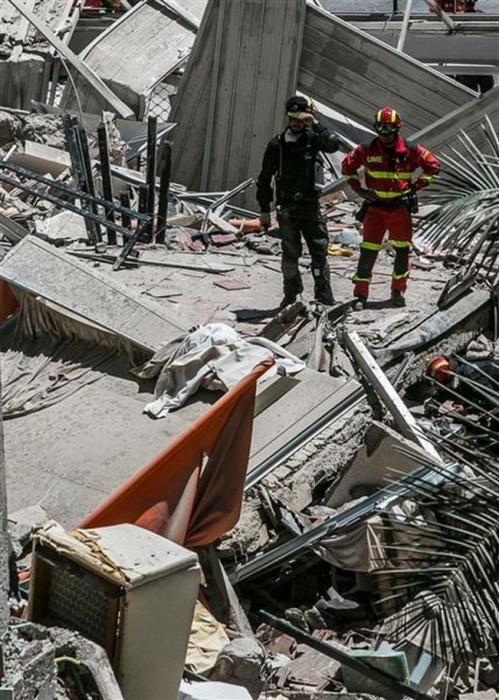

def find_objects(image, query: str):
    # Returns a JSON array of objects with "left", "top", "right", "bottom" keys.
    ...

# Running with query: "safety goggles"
[{"left": 374, "top": 123, "right": 399, "bottom": 135}]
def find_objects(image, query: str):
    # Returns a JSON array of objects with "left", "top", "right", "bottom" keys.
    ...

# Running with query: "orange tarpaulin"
[
  {"left": 79, "top": 360, "right": 272, "bottom": 547},
  {"left": 0, "top": 280, "right": 18, "bottom": 321}
]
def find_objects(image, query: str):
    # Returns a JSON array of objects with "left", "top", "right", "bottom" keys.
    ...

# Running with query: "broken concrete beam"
[
  {"left": 413, "top": 84, "right": 499, "bottom": 156},
  {"left": 373, "top": 288, "right": 492, "bottom": 367},
  {"left": 344, "top": 331, "right": 441, "bottom": 463},
  {"left": 248, "top": 369, "right": 363, "bottom": 488},
  {"left": 10, "top": 140, "right": 71, "bottom": 178}
]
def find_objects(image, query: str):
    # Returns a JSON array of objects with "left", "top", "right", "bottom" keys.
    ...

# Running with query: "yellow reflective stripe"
[
  {"left": 373, "top": 190, "right": 404, "bottom": 199},
  {"left": 352, "top": 274, "right": 371, "bottom": 282},
  {"left": 392, "top": 271, "right": 410, "bottom": 280},
  {"left": 344, "top": 175, "right": 359, "bottom": 180},
  {"left": 431, "top": 359, "right": 448, "bottom": 370},
  {"left": 360, "top": 241, "right": 382, "bottom": 251},
  {"left": 366, "top": 169, "right": 413, "bottom": 179},
  {"left": 391, "top": 240, "right": 411, "bottom": 249},
  {"left": 419, "top": 174, "right": 434, "bottom": 181}
]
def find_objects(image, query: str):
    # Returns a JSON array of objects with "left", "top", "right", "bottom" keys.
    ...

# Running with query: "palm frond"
[{"left": 376, "top": 439, "right": 499, "bottom": 670}]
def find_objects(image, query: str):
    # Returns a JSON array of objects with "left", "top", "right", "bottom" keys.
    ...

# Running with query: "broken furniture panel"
[
  {"left": 171, "top": 0, "right": 306, "bottom": 202},
  {"left": 28, "top": 521, "right": 200, "bottom": 700},
  {"left": 0, "top": 235, "right": 187, "bottom": 352},
  {"left": 298, "top": 4, "right": 476, "bottom": 133}
]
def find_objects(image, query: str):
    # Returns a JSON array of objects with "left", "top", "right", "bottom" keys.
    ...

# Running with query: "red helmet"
[
  {"left": 374, "top": 107, "right": 402, "bottom": 131},
  {"left": 426, "top": 356, "right": 452, "bottom": 384}
]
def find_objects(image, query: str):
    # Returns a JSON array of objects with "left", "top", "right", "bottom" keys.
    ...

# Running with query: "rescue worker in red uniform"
[
  {"left": 431, "top": 1, "right": 477, "bottom": 12},
  {"left": 341, "top": 107, "right": 440, "bottom": 310}
]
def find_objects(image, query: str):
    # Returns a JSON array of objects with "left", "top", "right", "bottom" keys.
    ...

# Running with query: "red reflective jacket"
[{"left": 341, "top": 135, "right": 440, "bottom": 204}]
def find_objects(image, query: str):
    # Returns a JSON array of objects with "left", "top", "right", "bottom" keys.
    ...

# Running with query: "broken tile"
[{"left": 213, "top": 278, "right": 251, "bottom": 291}]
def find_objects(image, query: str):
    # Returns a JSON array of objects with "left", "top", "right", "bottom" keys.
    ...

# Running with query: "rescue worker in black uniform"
[{"left": 256, "top": 96, "right": 340, "bottom": 310}]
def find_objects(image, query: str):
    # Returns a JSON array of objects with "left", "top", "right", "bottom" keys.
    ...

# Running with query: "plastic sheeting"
[{"left": 79, "top": 361, "right": 272, "bottom": 548}]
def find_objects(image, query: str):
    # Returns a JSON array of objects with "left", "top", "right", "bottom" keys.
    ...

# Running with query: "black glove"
[{"left": 355, "top": 200, "right": 370, "bottom": 222}]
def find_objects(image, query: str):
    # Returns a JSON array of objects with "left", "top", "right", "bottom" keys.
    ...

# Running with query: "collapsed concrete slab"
[
  {"left": 171, "top": 0, "right": 306, "bottom": 199},
  {"left": 298, "top": 4, "right": 477, "bottom": 133},
  {"left": 61, "top": 0, "right": 207, "bottom": 118},
  {"left": 0, "top": 235, "right": 187, "bottom": 352},
  {"left": 412, "top": 84, "right": 499, "bottom": 153}
]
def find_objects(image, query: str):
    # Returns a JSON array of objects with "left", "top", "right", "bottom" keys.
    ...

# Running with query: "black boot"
[
  {"left": 278, "top": 293, "right": 297, "bottom": 311},
  {"left": 279, "top": 276, "right": 302, "bottom": 310},
  {"left": 352, "top": 296, "right": 367, "bottom": 311},
  {"left": 391, "top": 290, "right": 406, "bottom": 307},
  {"left": 314, "top": 279, "right": 335, "bottom": 306}
]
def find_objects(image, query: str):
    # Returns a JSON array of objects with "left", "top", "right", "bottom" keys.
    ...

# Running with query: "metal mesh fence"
[{"left": 145, "top": 81, "right": 176, "bottom": 122}]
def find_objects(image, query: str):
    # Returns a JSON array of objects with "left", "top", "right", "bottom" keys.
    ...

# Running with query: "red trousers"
[{"left": 353, "top": 205, "right": 412, "bottom": 298}]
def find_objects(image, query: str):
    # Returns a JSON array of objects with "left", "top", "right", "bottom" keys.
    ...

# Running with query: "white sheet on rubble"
[{"left": 140, "top": 323, "right": 305, "bottom": 418}]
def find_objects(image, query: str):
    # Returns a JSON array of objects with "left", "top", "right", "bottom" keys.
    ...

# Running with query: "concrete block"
[{"left": 208, "top": 637, "right": 265, "bottom": 698}]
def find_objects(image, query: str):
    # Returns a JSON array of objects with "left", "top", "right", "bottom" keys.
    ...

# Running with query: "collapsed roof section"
[
  {"left": 298, "top": 4, "right": 477, "bottom": 133},
  {"left": 413, "top": 83, "right": 499, "bottom": 152}
]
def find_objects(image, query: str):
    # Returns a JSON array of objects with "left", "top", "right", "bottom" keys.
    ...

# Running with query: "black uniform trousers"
[{"left": 276, "top": 202, "right": 333, "bottom": 303}]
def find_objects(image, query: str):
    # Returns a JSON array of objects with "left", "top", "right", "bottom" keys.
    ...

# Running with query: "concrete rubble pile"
[{"left": 0, "top": 1, "right": 498, "bottom": 699}]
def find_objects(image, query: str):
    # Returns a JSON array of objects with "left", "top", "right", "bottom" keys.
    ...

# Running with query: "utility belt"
[
  {"left": 277, "top": 189, "right": 318, "bottom": 206},
  {"left": 355, "top": 194, "right": 418, "bottom": 222}
]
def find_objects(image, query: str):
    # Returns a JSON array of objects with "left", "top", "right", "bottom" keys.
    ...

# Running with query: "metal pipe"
[
  {"left": 146, "top": 116, "right": 157, "bottom": 239},
  {"left": 76, "top": 123, "right": 102, "bottom": 242},
  {"left": 156, "top": 140, "right": 171, "bottom": 245},
  {"left": 0, "top": 173, "right": 140, "bottom": 241},
  {"left": 423, "top": 0, "right": 456, "bottom": 32},
  {"left": 97, "top": 122, "right": 116, "bottom": 244},
  {"left": 0, "top": 161, "right": 148, "bottom": 221},
  {"left": 397, "top": 0, "right": 414, "bottom": 52}
]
